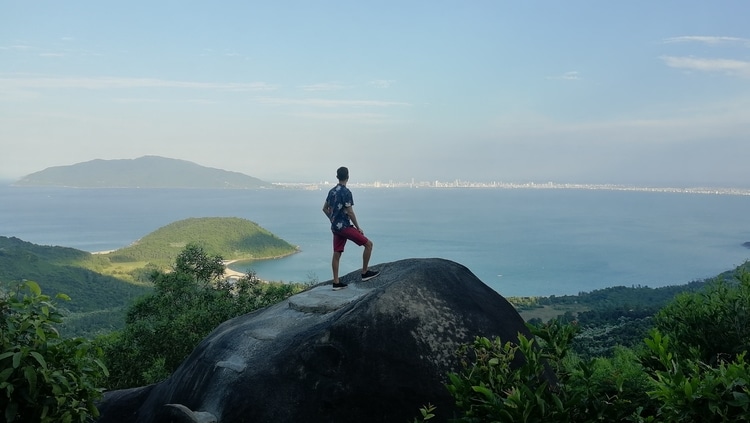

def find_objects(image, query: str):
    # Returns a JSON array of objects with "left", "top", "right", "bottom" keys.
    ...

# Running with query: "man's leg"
[
  {"left": 361, "top": 240, "right": 373, "bottom": 274},
  {"left": 337, "top": 227, "right": 379, "bottom": 281},
  {"left": 332, "top": 251, "right": 342, "bottom": 283}
]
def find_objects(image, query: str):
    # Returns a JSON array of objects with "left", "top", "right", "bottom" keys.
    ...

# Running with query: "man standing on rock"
[{"left": 322, "top": 166, "right": 380, "bottom": 290}]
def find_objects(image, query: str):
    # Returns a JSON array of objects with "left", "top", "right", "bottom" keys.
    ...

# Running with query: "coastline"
[
  {"left": 89, "top": 249, "right": 299, "bottom": 280},
  {"left": 222, "top": 260, "right": 248, "bottom": 279},
  {"left": 223, "top": 248, "right": 300, "bottom": 279}
]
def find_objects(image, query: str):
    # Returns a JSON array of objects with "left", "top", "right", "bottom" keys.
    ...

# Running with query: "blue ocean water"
[{"left": 1, "top": 185, "right": 749, "bottom": 297}]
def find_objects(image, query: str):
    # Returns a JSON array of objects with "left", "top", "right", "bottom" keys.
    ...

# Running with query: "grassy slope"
[{"left": 106, "top": 217, "right": 298, "bottom": 267}]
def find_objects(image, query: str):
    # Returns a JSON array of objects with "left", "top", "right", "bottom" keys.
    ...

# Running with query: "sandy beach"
[{"left": 222, "top": 260, "right": 249, "bottom": 279}]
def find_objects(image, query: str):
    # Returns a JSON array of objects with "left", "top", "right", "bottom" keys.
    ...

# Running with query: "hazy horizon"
[
  {"left": 2, "top": 2, "right": 749, "bottom": 187},
  {"left": 4, "top": 156, "right": 750, "bottom": 191}
]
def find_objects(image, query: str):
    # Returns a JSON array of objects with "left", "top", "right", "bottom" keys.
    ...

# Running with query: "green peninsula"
[{"left": 106, "top": 217, "right": 298, "bottom": 267}]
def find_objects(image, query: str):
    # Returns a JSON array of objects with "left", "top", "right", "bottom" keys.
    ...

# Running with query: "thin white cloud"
[
  {"left": 660, "top": 55, "right": 750, "bottom": 78},
  {"left": 368, "top": 79, "right": 395, "bottom": 88},
  {"left": 255, "top": 97, "right": 411, "bottom": 107},
  {"left": 0, "top": 76, "right": 278, "bottom": 91},
  {"left": 546, "top": 71, "right": 581, "bottom": 80},
  {"left": 111, "top": 98, "right": 162, "bottom": 103},
  {"left": 300, "top": 82, "right": 348, "bottom": 91},
  {"left": 39, "top": 53, "right": 66, "bottom": 57},
  {"left": 292, "top": 111, "right": 391, "bottom": 122},
  {"left": 663, "top": 36, "right": 750, "bottom": 46},
  {"left": 0, "top": 45, "right": 34, "bottom": 51},
  {"left": 187, "top": 98, "right": 219, "bottom": 105}
]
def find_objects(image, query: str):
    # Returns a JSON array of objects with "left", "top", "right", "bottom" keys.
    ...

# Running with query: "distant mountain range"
[{"left": 13, "top": 156, "right": 275, "bottom": 189}]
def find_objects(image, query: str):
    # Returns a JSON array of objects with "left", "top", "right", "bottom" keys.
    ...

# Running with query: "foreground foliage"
[
  {"left": 423, "top": 267, "right": 750, "bottom": 422},
  {"left": 99, "top": 244, "right": 309, "bottom": 389},
  {"left": 0, "top": 281, "right": 108, "bottom": 423}
]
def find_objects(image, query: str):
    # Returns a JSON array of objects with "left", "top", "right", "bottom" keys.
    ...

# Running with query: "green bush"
[
  {"left": 414, "top": 268, "right": 750, "bottom": 422},
  {"left": 445, "top": 321, "right": 581, "bottom": 422},
  {"left": 653, "top": 269, "right": 750, "bottom": 365},
  {"left": 0, "top": 281, "right": 108, "bottom": 423},
  {"left": 643, "top": 330, "right": 750, "bottom": 422},
  {"left": 99, "top": 245, "right": 308, "bottom": 389}
]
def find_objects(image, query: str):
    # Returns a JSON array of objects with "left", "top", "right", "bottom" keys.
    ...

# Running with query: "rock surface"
[{"left": 96, "top": 258, "right": 535, "bottom": 423}]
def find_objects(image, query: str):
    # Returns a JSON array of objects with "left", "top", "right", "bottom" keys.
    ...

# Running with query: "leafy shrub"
[
  {"left": 99, "top": 245, "right": 308, "bottom": 389},
  {"left": 445, "top": 321, "right": 582, "bottom": 422},
  {"left": 653, "top": 269, "right": 750, "bottom": 365},
  {"left": 570, "top": 346, "right": 654, "bottom": 421},
  {"left": 643, "top": 330, "right": 750, "bottom": 422},
  {"left": 0, "top": 281, "right": 108, "bottom": 423},
  {"left": 442, "top": 322, "right": 654, "bottom": 422},
  {"left": 427, "top": 268, "right": 750, "bottom": 422}
]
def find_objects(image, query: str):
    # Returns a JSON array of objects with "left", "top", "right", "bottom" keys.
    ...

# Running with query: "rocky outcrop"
[{"left": 96, "top": 258, "right": 537, "bottom": 423}]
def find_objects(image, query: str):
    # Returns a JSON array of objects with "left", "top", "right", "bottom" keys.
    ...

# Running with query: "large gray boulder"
[{"left": 96, "top": 258, "right": 535, "bottom": 423}]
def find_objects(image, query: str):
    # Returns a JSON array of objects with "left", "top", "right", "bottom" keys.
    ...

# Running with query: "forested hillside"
[
  {"left": 510, "top": 261, "right": 750, "bottom": 358},
  {"left": 0, "top": 236, "right": 150, "bottom": 335},
  {"left": 0, "top": 236, "right": 149, "bottom": 312}
]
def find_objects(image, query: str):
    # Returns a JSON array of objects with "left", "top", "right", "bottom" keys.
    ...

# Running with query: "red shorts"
[{"left": 332, "top": 226, "right": 369, "bottom": 252}]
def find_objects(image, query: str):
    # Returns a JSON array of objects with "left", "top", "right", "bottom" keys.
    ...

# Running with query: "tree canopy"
[{"left": 98, "top": 244, "right": 309, "bottom": 389}]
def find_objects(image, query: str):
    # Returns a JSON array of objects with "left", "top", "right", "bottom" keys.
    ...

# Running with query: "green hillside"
[
  {"left": 0, "top": 236, "right": 149, "bottom": 312},
  {"left": 510, "top": 260, "right": 750, "bottom": 359},
  {"left": 0, "top": 236, "right": 151, "bottom": 335},
  {"left": 1, "top": 218, "right": 297, "bottom": 336},
  {"left": 13, "top": 155, "right": 275, "bottom": 189},
  {"left": 107, "top": 217, "right": 298, "bottom": 266}
]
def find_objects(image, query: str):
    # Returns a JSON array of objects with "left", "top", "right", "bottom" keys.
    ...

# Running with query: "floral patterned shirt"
[{"left": 326, "top": 184, "right": 353, "bottom": 231}]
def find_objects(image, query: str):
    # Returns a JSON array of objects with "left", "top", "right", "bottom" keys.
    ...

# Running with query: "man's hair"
[{"left": 336, "top": 166, "right": 349, "bottom": 181}]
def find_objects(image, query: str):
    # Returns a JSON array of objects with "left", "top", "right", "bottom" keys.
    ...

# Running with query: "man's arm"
[
  {"left": 322, "top": 201, "right": 332, "bottom": 218},
  {"left": 345, "top": 206, "right": 363, "bottom": 232}
]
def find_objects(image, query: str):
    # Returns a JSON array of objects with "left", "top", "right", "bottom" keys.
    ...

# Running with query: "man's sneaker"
[
  {"left": 332, "top": 282, "right": 348, "bottom": 291},
  {"left": 361, "top": 270, "right": 380, "bottom": 281}
]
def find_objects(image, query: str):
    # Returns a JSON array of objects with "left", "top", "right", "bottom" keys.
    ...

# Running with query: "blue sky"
[{"left": 2, "top": 1, "right": 749, "bottom": 186}]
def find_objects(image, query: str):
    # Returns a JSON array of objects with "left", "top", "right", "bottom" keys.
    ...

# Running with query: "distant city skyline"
[
  {"left": 2, "top": 2, "right": 750, "bottom": 187},
  {"left": 277, "top": 179, "right": 750, "bottom": 195}
]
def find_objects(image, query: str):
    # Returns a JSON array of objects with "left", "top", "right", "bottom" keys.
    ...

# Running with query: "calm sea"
[{"left": 1, "top": 185, "right": 749, "bottom": 297}]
